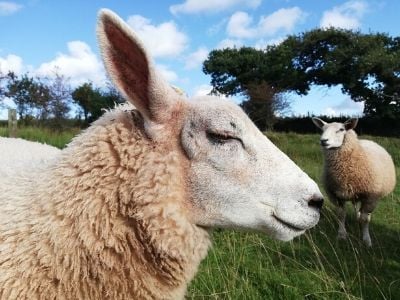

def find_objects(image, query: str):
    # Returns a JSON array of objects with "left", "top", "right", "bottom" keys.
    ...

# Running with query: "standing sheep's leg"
[
  {"left": 359, "top": 212, "right": 372, "bottom": 247},
  {"left": 353, "top": 201, "right": 361, "bottom": 220},
  {"left": 359, "top": 200, "right": 377, "bottom": 247},
  {"left": 337, "top": 203, "right": 347, "bottom": 240}
]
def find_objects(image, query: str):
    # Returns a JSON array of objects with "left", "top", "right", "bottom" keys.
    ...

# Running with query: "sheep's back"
[
  {"left": 0, "top": 137, "right": 60, "bottom": 212},
  {"left": 359, "top": 139, "right": 396, "bottom": 197},
  {"left": 0, "top": 137, "right": 60, "bottom": 177}
]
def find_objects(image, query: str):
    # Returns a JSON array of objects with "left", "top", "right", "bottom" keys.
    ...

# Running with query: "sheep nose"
[
  {"left": 320, "top": 139, "right": 329, "bottom": 146},
  {"left": 308, "top": 194, "right": 324, "bottom": 211}
]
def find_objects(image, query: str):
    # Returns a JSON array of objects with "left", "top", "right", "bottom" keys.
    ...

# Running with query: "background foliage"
[
  {"left": 0, "top": 71, "right": 124, "bottom": 129},
  {"left": 204, "top": 28, "right": 400, "bottom": 130}
]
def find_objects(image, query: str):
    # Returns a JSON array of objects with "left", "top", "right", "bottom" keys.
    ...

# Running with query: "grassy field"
[
  {"left": 1, "top": 127, "right": 399, "bottom": 299},
  {"left": 0, "top": 126, "right": 80, "bottom": 149}
]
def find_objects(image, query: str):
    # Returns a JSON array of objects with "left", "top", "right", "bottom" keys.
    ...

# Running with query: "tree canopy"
[
  {"left": 203, "top": 27, "right": 400, "bottom": 119},
  {"left": 0, "top": 71, "right": 125, "bottom": 127},
  {"left": 5, "top": 73, "right": 52, "bottom": 121},
  {"left": 72, "top": 82, "right": 124, "bottom": 123}
]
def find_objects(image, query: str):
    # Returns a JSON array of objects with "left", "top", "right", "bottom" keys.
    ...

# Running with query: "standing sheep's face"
[
  {"left": 312, "top": 118, "right": 358, "bottom": 149},
  {"left": 98, "top": 9, "right": 323, "bottom": 241}
]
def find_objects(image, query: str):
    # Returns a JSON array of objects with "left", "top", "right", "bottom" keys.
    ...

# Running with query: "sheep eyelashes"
[
  {"left": 0, "top": 9, "right": 323, "bottom": 300},
  {"left": 312, "top": 117, "right": 396, "bottom": 247}
]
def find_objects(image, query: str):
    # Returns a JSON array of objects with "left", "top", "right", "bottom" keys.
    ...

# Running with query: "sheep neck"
[
  {"left": 322, "top": 130, "right": 368, "bottom": 200},
  {"left": 33, "top": 111, "right": 211, "bottom": 299}
]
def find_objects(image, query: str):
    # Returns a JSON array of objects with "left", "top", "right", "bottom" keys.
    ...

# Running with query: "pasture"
[{"left": 1, "top": 127, "right": 399, "bottom": 299}]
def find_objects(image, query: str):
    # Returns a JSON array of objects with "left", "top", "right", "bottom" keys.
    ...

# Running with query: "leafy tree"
[
  {"left": 204, "top": 47, "right": 264, "bottom": 96},
  {"left": 72, "top": 83, "right": 100, "bottom": 122},
  {"left": 72, "top": 82, "right": 124, "bottom": 123},
  {"left": 0, "top": 71, "right": 11, "bottom": 104},
  {"left": 203, "top": 28, "right": 400, "bottom": 119},
  {"left": 279, "top": 28, "right": 400, "bottom": 118},
  {"left": 241, "top": 82, "right": 291, "bottom": 130},
  {"left": 6, "top": 73, "right": 51, "bottom": 121},
  {"left": 203, "top": 47, "right": 304, "bottom": 126},
  {"left": 103, "top": 80, "right": 125, "bottom": 105},
  {"left": 47, "top": 73, "right": 71, "bottom": 120},
  {"left": 2, "top": 71, "right": 126, "bottom": 124}
]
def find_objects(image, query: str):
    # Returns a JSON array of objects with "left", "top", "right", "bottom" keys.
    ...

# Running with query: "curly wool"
[
  {"left": 322, "top": 130, "right": 396, "bottom": 210},
  {"left": 0, "top": 137, "right": 60, "bottom": 177},
  {"left": 0, "top": 107, "right": 210, "bottom": 300}
]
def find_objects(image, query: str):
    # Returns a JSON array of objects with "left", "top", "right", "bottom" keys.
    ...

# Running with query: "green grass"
[
  {"left": 1, "top": 127, "right": 399, "bottom": 299},
  {"left": 189, "top": 132, "right": 400, "bottom": 300},
  {"left": 0, "top": 126, "right": 80, "bottom": 149}
]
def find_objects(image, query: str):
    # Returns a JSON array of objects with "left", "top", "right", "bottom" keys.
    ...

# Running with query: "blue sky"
[{"left": 1, "top": 0, "right": 399, "bottom": 118}]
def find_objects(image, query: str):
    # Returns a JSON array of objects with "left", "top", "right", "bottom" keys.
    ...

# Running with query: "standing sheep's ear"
[
  {"left": 312, "top": 117, "right": 326, "bottom": 130},
  {"left": 344, "top": 118, "right": 358, "bottom": 130},
  {"left": 97, "top": 9, "right": 179, "bottom": 124}
]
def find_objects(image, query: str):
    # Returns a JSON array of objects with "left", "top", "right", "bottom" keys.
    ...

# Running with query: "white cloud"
[
  {"left": 0, "top": 1, "right": 23, "bottom": 16},
  {"left": 170, "top": 0, "right": 261, "bottom": 15},
  {"left": 227, "top": 11, "right": 257, "bottom": 38},
  {"left": 192, "top": 84, "right": 213, "bottom": 97},
  {"left": 217, "top": 38, "right": 244, "bottom": 49},
  {"left": 254, "top": 37, "right": 284, "bottom": 49},
  {"left": 323, "top": 97, "right": 364, "bottom": 116},
  {"left": 320, "top": 1, "right": 367, "bottom": 29},
  {"left": 127, "top": 15, "right": 188, "bottom": 58},
  {"left": 191, "top": 84, "right": 240, "bottom": 103},
  {"left": 35, "top": 41, "right": 106, "bottom": 87},
  {"left": 156, "top": 64, "right": 178, "bottom": 82},
  {"left": 227, "top": 7, "right": 306, "bottom": 39},
  {"left": 259, "top": 7, "right": 306, "bottom": 36},
  {"left": 185, "top": 47, "right": 209, "bottom": 70},
  {"left": 207, "top": 18, "right": 228, "bottom": 36},
  {"left": 0, "top": 54, "right": 24, "bottom": 74}
]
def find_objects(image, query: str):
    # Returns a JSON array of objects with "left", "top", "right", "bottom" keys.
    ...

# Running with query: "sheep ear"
[
  {"left": 344, "top": 118, "right": 358, "bottom": 130},
  {"left": 312, "top": 117, "right": 326, "bottom": 129},
  {"left": 97, "top": 9, "right": 178, "bottom": 123}
]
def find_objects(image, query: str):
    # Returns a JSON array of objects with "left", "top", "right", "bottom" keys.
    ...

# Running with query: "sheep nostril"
[
  {"left": 320, "top": 139, "right": 328, "bottom": 146},
  {"left": 308, "top": 195, "right": 324, "bottom": 211}
]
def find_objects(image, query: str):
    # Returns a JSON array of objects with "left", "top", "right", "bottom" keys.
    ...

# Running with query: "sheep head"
[
  {"left": 98, "top": 9, "right": 323, "bottom": 241},
  {"left": 312, "top": 117, "right": 358, "bottom": 149}
]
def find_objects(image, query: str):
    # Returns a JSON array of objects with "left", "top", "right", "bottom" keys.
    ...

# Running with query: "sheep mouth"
[
  {"left": 322, "top": 144, "right": 340, "bottom": 150},
  {"left": 272, "top": 215, "right": 306, "bottom": 232}
]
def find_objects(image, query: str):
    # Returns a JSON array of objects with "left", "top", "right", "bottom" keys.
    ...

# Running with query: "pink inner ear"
[{"left": 103, "top": 20, "right": 150, "bottom": 116}]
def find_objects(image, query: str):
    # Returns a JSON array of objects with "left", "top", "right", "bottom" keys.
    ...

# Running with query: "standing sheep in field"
[
  {"left": 0, "top": 9, "right": 324, "bottom": 300},
  {"left": 312, "top": 117, "right": 396, "bottom": 247}
]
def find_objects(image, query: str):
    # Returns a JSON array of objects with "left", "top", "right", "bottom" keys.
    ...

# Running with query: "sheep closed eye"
[{"left": 206, "top": 131, "right": 243, "bottom": 147}]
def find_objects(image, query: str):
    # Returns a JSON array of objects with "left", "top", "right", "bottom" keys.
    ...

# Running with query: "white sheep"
[
  {"left": 0, "top": 9, "right": 324, "bottom": 299},
  {"left": 0, "top": 137, "right": 60, "bottom": 176},
  {"left": 312, "top": 117, "right": 396, "bottom": 247}
]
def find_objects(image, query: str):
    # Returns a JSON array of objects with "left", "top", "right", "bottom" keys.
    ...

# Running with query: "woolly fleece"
[
  {"left": 0, "top": 108, "right": 210, "bottom": 299},
  {"left": 322, "top": 130, "right": 396, "bottom": 211},
  {"left": 0, "top": 136, "right": 59, "bottom": 171}
]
